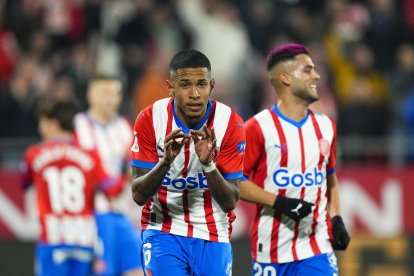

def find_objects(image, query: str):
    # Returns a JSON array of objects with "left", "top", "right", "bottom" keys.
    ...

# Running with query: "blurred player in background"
[
  {"left": 240, "top": 43, "right": 350, "bottom": 275},
  {"left": 74, "top": 75, "right": 143, "bottom": 276},
  {"left": 130, "top": 49, "right": 245, "bottom": 275},
  {"left": 21, "top": 100, "right": 126, "bottom": 276}
]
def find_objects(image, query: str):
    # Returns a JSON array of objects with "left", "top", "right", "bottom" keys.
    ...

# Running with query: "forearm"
[
  {"left": 240, "top": 180, "right": 276, "bottom": 207},
  {"left": 131, "top": 161, "right": 170, "bottom": 206},
  {"left": 205, "top": 169, "right": 240, "bottom": 213}
]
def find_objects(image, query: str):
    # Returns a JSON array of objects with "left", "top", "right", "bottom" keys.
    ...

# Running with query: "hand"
[
  {"left": 162, "top": 128, "right": 191, "bottom": 165},
  {"left": 190, "top": 125, "right": 217, "bottom": 164},
  {"left": 273, "top": 195, "right": 314, "bottom": 220},
  {"left": 331, "top": 215, "right": 350, "bottom": 250}
]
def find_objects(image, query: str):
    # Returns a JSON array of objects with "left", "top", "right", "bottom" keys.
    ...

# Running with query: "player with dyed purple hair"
[{"left": 240, "top": 43, "right": 350, "bottom": 275}]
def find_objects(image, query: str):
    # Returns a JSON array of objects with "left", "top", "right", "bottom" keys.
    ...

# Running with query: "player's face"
[
  {"left": 88, "top": 80, "right": 122, "bottom": 118},
  {"left": 167, "top": 68, "right": 214, "bottom": 128},
  {"left": 289, "top": 54, "right": 320, "bottom": 104}
]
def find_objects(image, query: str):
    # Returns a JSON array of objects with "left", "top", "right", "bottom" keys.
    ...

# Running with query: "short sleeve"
[
  {"left": 326, "top": 118, "right": 337, "bottom": 175},
  {"left": 130, "top": 106, "right": 158, "bottom": 169},
  {"left": 215, "top": 111, "right": 246, "bottom": 180},
  {"left": 243, "top": 117, "right": 265, "bottom": 180}
]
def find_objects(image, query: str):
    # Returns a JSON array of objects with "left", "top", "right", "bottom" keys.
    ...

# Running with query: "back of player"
[{"left": 21, "top": 100, "right": 122, "bottom": 276}]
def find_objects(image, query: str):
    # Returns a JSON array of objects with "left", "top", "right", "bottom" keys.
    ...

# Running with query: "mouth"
[
  {"left": 187, "top": 103, "right": 203, "bottom": 112},
  {"left": 309, "top": 84, "right": 318, "bottom": 92}
]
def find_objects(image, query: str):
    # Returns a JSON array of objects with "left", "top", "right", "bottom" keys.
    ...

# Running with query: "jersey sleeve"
[
  {"left": 215, "top": 111, "right": 246, "bottom": 180},
  {"left": 130, "top": 106, "right": 159, "bottom": 170},
  {"left": 243, "top": 117, "right": 265, "bottom": 181},
  {"left": 91, "top": 150, "right": 125, "bottom": 198},
  {"left": 20, "top": 147, "right": 34, "bottom": 190},
  {"left": 327, "top": 118, "right": 337, "bottom": 175}
]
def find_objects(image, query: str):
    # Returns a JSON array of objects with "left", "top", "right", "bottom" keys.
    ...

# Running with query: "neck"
[
  {"left": 89, "top": 109, "right": 112, "bottom": 124},
  {"left": 276, "top": 100, "right": 308, "bottom": 122},
  {"left": 45, "top": 131, "right": 72, "bottom": 142}
]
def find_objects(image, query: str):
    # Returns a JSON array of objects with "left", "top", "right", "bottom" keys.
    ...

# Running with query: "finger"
[
  {"left": 190, "top": 129, "right": 206, "bottom": 138},
  {"left": 203, "top": 125, "right": 211, "bottom": 139},
  {"left": 210, "top": 127, "right": 216, "bottom": 140},
  {"left": 211, "top": 138, "right": 217, "bottom": 149},
  {"left": 165, "top": 128, "right": 183, "bottom": 141},
  {"left": 180, "top": 136, "right": 191, "bottom": 145},
  {"left": 191, "top": 134, "right": 200, "bottom": 143},
  {"left": 164, "top": 139, "right": 174, "bottom": 149}
]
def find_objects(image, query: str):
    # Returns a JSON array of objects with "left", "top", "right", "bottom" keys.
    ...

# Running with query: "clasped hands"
[{"left": 162, "top": 125, "right": 216, "bottom": 166}]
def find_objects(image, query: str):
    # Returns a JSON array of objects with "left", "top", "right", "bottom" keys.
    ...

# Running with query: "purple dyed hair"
[{"left": 266, "top": 43, "right": 309, "bottom": 70}]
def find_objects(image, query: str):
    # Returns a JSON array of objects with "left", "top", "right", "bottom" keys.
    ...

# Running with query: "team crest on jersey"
[
  {"left": 131, "top": 135, "right": 139, "bottom": 152},
  {"left": 318, "top": 138, "right": 330, "bottom": 156}
]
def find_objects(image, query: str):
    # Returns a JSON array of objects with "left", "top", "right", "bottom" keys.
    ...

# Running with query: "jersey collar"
[
  {"left": 271, "top": 104, "right": 309, "bottom": 128},
  {"left": 172, "top": 99, "right": 213, "bottom": 133}
]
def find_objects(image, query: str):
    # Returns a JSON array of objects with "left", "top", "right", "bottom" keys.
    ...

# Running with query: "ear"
[
  {"left": 209, "top": 79, "right": 216, "bottom": 96},
  {"left": 280, "top": 73, "right": 291, "bottom": 86},
  {"left": 166, "top": 80, "right": 174, "bottom": 97}
]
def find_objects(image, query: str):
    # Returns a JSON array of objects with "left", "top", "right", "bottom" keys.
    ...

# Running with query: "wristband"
[{"left": 202, "top": 161, "right": 216, "bottom": 173}]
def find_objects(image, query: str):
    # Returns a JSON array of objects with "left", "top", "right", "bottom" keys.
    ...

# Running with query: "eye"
[
  {"left": 198, "top": 82, "right": 207, "bottom": 88},
  {"left": 180, "top": 82, "right": 189, "bottom": 88}
]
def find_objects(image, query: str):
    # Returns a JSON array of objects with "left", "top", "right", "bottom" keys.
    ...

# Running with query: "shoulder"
[
  {"left": 137, "top": 97, "right": 171, "bottom": 120},
  {"left": 24, "top": 143, "right": 42, "bottom": 161},
  {"left": 214, "top": 100, "right": 244, "bottom": 123},
  {"left": 310, "top": 110, "right": 336, "bottom": 128}
]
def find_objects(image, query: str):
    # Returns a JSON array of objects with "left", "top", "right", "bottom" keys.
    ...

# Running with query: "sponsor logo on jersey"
[
  {"left": 162, "top": 172, "right": 208, "bottom": 190},
  {"left": 272, "top": 168, "right": 325, "bottom": 188}
]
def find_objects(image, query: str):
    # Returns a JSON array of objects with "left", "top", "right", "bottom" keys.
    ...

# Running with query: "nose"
[{"left": 190, "top": 87, "right": 200, "bottom": 98}]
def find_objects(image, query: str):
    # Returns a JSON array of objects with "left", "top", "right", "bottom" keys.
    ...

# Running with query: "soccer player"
[
  {"left": 21, "top": 100, "right": 125, "bottom": 276},
  {"left": 130, "top": 49, "right": 246, "bottom": 275},
  {"left": 74, "top": 75, "right": 143, "bottom": 276},
  {"left": 240, "top": 43, "right": 350, "bottom": 275}
]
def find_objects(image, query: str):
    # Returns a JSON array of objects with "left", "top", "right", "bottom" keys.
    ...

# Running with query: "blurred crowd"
[{"left": 0, "top": 0, "right": 414, "bottom": 164}]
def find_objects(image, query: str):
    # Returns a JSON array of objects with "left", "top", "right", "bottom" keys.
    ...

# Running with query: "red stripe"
[
  {"left": 182, "top": 189, "right": 193, "bottom": 237},
  {"left": 308, "top": 111, "right": 324, "bottom": 254},
  {"left": 291, "top": 187, "right": 306, "bottom": 260},
  {"left": 182, "top": 144, "right": 190, "bottom": 177},
  {"left": 203, "top": 190, "right": 218, "bottom": 241},
  {"left": 206, "top": 100, "right": 216, "bottom": 128},
  {"left": 269, "top": 110, "right": 288, "bottom": 262},
  {"left": 310, "top": 111, "right": 325, "bottom": 170},
  {"left": 270, "top": 110, "right": 288, "bottom": 167},
  {"left": 140, "top": 200, "right": 153, "bottom": 230},
  {"left": 166, "top": 98, "right": 174, "bottom": 135},
  {"left": 158, "top": 99, "right": 175, "bottom": 232},
  {"left": 298, "top": 129, "right": 306, "bottom": 173},
  {"left": 270, "top": 189, "right": 285, "bottom": 263},
  {"left": 158, "top": 186, "right": 172, "bottom": 232},
  {"left": 251, "top": 205, "right": 262, "bottom": 261},
  {"left": 309, "top": 187, "right": 322, "bottom": 254},
  {"left": 227, "top": 211, "right": 236, "bottom": 240}
]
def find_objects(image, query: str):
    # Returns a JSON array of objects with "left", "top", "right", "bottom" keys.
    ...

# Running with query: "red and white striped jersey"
[
  {"left": 131, "top": 98, "right": 245, "bottom": 242},
  {"left": 243, "top": 105, "right": 336, "bottom": 263},
  {"left": 22, "top": 139, "right": 122, "bottom": 246},
  {"left": 74, "top": 112, "right": 132, "bottom": 177}
]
